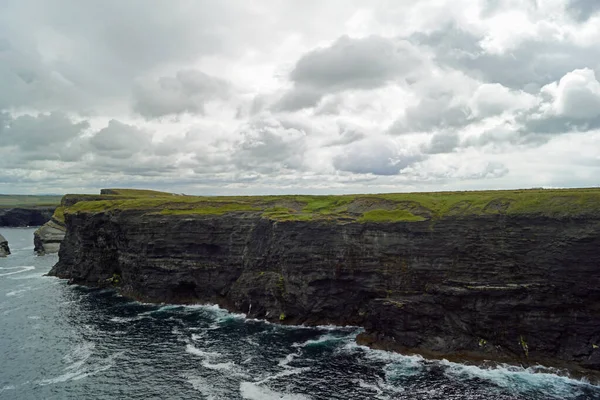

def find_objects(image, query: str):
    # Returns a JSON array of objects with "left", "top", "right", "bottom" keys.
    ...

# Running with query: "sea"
[{"left": 1, "top": 227, "right": 599, "bottom": 400}]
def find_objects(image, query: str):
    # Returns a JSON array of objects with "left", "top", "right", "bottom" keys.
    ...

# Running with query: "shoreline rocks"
[
  {"left": 0, "top": 207, "right": 55, "bottom": 227},
  {"left": 34, "top": 219, "right": 66, "bottom": 255},
  {"left": 0, "top": 233, "right": 10, "bottom": 257}
]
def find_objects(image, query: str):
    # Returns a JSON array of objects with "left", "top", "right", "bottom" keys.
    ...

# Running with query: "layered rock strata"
[{"left": 49, "top": 208, "right": 600, "bottom": 374}]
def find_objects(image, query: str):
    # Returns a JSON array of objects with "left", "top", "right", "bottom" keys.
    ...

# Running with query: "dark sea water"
[{"left": 1, "top": 228, "right": 600, "bottom": 400}]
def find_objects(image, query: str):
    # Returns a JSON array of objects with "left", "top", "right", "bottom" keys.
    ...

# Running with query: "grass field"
[
  {"left": 58, "top": 187, "right": 600, "bottom": 223},
  {"left": 0, "top": 195, "right": 62, "bottom": 208}
]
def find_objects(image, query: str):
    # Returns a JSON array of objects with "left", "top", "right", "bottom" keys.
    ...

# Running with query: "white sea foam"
[
  {"left": 6, "top": 286, "right": 31, "bottom": 297},
  {"left": 185, "top": 375, "right": 232, "bottom": 399},
  {"left": 0, "top": 266, "right": 35, "bottom": 277},
  {"left": 185, "top": 344, "right": 221, "bottom": 358},
  {"left": 38, "top": 342, "right": 121, "bottom": 386},
  {"left": 278, "top": 352, "right": 299, "bottom": 368},
  {"left": 240, "top": 382, "right": 313, "bottom": 400},
  {"left": 293, "top": 331, "right": 359, "bottom": 348},
  {"left": 109, "top": 315, "right": 146, "bottom": 323},
  {"left": 201, "top": 360, "right": 238, "bottom": 371},
  {"left": 440, "top": 359, "right": 596, "bottom": 397},
  {"left": 0, "top": 385, "right": 15, "bottom": 393},
  {"left": 254, "top": 367, "right": 311, "bottom": 386}
]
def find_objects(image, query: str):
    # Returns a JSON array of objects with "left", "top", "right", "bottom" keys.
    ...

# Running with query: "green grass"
[
  {"left": 52, "top": 207, "right": 66, "bottom": 224},
  {"left": 58, "top": 187, "right": 600, "bottom": 223},
  {"left": 359, "top": 209, "right": 426, "bottom": 222},
  {"left": 0, "top": 195, "right": 62, "bottom": 208}
]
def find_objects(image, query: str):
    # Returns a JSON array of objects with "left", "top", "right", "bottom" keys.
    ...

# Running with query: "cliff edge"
[{"left": 48, "top": 188, "right": 600, "bottom": 375}]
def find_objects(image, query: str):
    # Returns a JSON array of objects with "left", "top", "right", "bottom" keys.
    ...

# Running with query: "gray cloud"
[
  {"left": 333, "top": 137, "right": 423, "bottom": 176},
  {"left": 233, "top": 115, "right": 307, "bottom": 174},
  {"left": 519, "top": 68, "right": 600, "bottom": 134},
  {"left": 277, "top": 35, "right": 422, "bottom": 111},
  {"left": 89, "top": 120, "right": 152, "bottom": 159},
  {"left": 390, "top": 94, "right": 472, "bottom": 134},
  {"left": 0, "top": 112, "right": 89, "bottom": 162},
  {"left": 133, "top": 70, "right": 230, "bottom": 118},
  {"left": 567, "top": 0, "right": 600, "bottom": 21},
  {"left": 411, "top": 24, "right": 600, "bottom": 92},
  {"left": 325, "top": 123, "right": 366, "bottom": 147},
  {"left": 422, "top": 132, "right": 460, "bottom": 154}
]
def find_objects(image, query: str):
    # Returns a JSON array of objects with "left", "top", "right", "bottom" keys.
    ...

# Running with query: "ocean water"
[{"left": 1, "top": 228, "right": 599, "bottom": 400}]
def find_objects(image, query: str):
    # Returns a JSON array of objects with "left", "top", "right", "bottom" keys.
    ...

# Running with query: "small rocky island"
[
  {"left": 0, "top": 233, "right": 10, "bottom": 257},
  {"left": 48, "top": 188, "right": 600, "bottom": 376}
]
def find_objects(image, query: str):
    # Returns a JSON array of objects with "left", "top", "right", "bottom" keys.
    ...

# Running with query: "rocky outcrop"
[
  {"left": 0, "top": 233, "right": 9, "bottom": 257},
  {"left": 34, "top": 219, "right": 66, "bottom": 255},
  {"left": 0, "top": 207, "right": 55, "bottom": 227},
  {"left": 49, "top": 208, "right": 600, "bottom": 375}
]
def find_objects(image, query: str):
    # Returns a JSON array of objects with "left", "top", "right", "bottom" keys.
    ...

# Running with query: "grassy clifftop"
[{"left": 57, "top": 187, "right": 600, "bottom": 223}]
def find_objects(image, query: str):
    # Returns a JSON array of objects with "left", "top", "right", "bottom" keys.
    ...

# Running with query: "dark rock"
[
  {"left": 0, "top": 207, "right": 55, "bottom": 227},
  {"left": 0, "top": 233, "right": 10, "bottom": 257},
  {"left": 49, "top": 210, "right": 600, "bottom": 375}
]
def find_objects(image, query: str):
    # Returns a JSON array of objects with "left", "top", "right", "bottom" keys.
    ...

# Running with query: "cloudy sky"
[{"left": 1, "top": 0, "right": 600, "bottom": 195}]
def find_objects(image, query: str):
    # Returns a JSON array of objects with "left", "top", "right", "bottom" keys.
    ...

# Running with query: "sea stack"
[{"left": 0, "top": 233, "right": 10, "bottom": 257}]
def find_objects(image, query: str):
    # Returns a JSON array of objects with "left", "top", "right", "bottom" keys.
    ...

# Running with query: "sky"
[{"left": 1, "top": 0, "right": 600, "bottom": 195}]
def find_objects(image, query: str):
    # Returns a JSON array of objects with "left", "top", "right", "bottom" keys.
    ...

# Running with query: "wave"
[
  {"left": 37, "top": 342, "right": 121, "bottom": 386},
  {"left": 6, "top": 286, "right": 32, "bottom": 297},
  {"left": 239, "top": 382, "right": 313, "bottom": 400},
  {"left": 440, "top": 359, "right": 598, "bottom": 398},
  {"left": 293, "top": 331, "right": 360, "bottom": 349},
  {"left": 185, "top": 374, "right": 233, "bottom": 399},
  {"left": 109, "top": 315, "right": 148, "bottom": 323},
  {"left": 185, "top": 344, "right": 221, "bottom": 358},
  {"left": 0, "top": 266, "right": 35, "bottom": 277}
]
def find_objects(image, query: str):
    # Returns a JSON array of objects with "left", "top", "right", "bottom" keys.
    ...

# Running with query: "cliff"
[
  {"left": 0, "top": 233, "right": 9, "bottom": 257},
  {"left": 0, "top": 207, "right": 56, "bottom": 227},
  {"left": 48, "top": 188, "right": 600, "bottom": 375},
  {"left": 0, "top": 195, "right": 61, "bottom": 227}
]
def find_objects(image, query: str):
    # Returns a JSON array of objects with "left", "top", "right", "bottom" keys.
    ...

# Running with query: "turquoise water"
[{"left": 1, "top": 227, "right": 599, "bottom": 399}]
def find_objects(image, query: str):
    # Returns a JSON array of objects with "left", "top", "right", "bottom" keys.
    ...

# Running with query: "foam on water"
[
  {"left": 109, "top": 315, "right": 148, "bottom": 323},
  {"left": 440, "top": 359, "right": 595, "bottom": 398},
  {"left": 239, "top": 381, "right": 313, "bottom": 400},
  {"left": 6, "top": 286, "right": 31, "bottom": 297},
  {"left": 0, "top": 266, "right": 35, "bottom": 277},
  {"left": 293, "top": 331, "right": 359, "bottom": 349},
  {"left": 185, "top": 344, "right": 221, "bottom": 358},
  {"left": 185, "top": 374, "right": 233, "bottom": 399},
  {"left": 38, "top": 342, "right": 121, "bottom": 386}
]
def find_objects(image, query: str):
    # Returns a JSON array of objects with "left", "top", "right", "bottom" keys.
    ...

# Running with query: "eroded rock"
[
  {"left": 34, "top": 219, "right": 66, "bottom": 255},
  {"left": 0, "top": 233, "right": 10, "bottom": 257}
]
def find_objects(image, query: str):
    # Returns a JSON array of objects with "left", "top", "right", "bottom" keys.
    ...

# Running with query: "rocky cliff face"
[
  {"left": 0, "top": 233, "right": 9, "bottom": 257},
  {"left": 49, "top": 208, "right": 600, "bottom": 374},
  {"left": 34, "top": 219, "right": 66, "bottom": 255},
  {"left": 0, "top": 207, "right": 55, "bottom": 227}
]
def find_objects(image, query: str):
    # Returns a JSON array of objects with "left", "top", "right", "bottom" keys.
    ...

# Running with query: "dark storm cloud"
[
  {"left": 132, "top": 70, "right": 231, "bottom": 118},
  {"left": 276, "top": 35, "right": 422, "bottom": 110}
]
